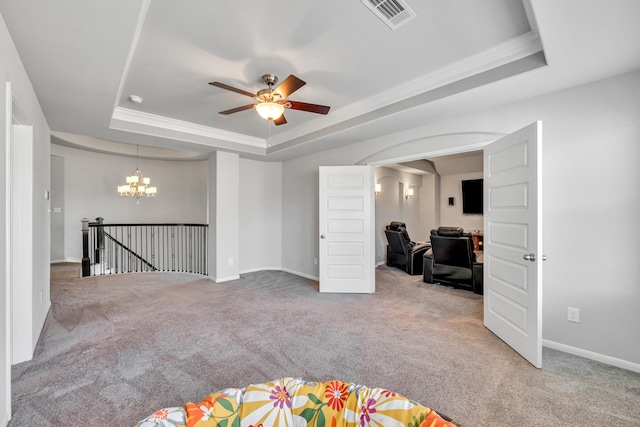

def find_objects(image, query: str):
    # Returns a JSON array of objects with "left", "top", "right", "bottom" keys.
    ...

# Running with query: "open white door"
[
  {"left": 484, "top": 122, "right": 543, "bottom": 368},
  {"left": 319, "top": 166, "right": 375, "bottom": 293}
]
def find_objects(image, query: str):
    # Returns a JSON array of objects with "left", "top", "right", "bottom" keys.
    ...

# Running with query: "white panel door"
[
  {"left": 484, "top": 122, "right": 543, "bottom": 368},
  {"left": 319, "top": 166, "right": 375, "bottom": 293}
]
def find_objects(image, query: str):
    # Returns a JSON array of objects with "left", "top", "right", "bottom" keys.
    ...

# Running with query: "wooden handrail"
[{"left": 89, "top": 222, "right": 208, "bottom": 227}]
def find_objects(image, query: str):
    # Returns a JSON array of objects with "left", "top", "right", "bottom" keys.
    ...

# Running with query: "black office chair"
[{"left": 384, "top": 221, "right": 430, "bottom": 275}]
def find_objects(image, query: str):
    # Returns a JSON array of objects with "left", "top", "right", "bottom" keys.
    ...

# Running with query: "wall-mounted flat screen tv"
[{"left": 461, "top": 179, "right": 483, "bottom": 214}]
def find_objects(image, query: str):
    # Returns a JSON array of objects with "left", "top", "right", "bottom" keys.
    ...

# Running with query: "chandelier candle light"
[{"left": 117, "top": 145, "right": 157, "bottom": 201}]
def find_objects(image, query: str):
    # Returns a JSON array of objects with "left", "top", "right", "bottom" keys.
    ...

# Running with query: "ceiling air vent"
[{"left": 362, "top": 0, "right": 417, "bottom": 30}]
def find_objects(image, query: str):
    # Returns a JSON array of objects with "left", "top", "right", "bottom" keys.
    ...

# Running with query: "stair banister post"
[
  {"left": 95, "top": 217, "right": 105, "bottom": 269},
  {"left": 81, "top": 218, "right": 90, "bottom": 277}
]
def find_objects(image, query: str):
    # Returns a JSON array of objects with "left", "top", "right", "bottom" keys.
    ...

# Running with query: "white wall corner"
[{"left": 211, "top": 274, "right": 240, "bottom": 283}]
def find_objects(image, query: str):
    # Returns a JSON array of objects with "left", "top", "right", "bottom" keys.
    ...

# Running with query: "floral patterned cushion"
[{"left": 136, "top": 377, "right": 456, "bottom": 427}]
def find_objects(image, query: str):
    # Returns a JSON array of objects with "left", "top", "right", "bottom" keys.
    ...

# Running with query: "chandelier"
[{"left": 117, "top": 145, "right": 157, "bottom": 200}]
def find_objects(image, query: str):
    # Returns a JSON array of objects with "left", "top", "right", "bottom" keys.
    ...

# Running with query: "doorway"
[
  {"left": 365, "top": 123, "right": 543, "bottom": 368},
  {"left": 373, "top": 151, "right": 484, "bottom": 266}
]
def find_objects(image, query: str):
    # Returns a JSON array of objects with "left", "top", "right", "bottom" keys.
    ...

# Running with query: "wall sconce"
[
  {"left": 375, "top": 183, "right": 381, "bottom": 196},
  {"left": 405, "top": 188, "right": 413, "bottom": 200}
]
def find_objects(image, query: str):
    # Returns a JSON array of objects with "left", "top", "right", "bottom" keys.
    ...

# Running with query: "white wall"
[
  {"left": 1, "top": 12, "right": 51, "bottom": 425},
  {"left": 208, "top": 151, "right": 240, "bottom": 282},
  {"left": 49, "top": 146, "right": 284, "bottom": 277},
  {"left": 419, "top": 173, "right": 439, "bottom": 235},
  {"left": 281, "top": 151, "right": 351, "bottom": 279},
  {"left": 50, "top": 155, "right": 64, "bottom": 261},
  {"left": 239, "top": 158, "right": 282, "bottom": 272},
  {"left": 439, "top": 172, "right": 484, "bottom": 232},
  {"left": 50, "top": 144, "right": 208, "bottom": 261},
  {"left": 282, "top": 70, "right": 640, "bottom": 368}
]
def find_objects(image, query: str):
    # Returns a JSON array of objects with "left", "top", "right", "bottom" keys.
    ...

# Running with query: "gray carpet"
[{"left": 9, "top": 263, "right": 640, "bottom": 426}]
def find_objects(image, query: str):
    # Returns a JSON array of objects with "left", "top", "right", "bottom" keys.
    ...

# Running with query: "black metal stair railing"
[
  {"left": 82, "top": 219, "right": 208, "bottom": 276},
  {"left": 102, "top": 230, "right": 158, "bottom": 272}
]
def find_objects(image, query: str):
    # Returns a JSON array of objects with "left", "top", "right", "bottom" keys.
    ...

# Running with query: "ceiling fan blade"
[
  {"left": 286, "top": 101, "right": 330, "bottom": 115},
  {"left": 273, "top": 75, "right": 306, "bottom": 99},
  {"left": 209, "top": 82, "right": 256, "bottom": 98},
  {"left": 219, "top": 104, "right": 255, "bottom": 115},
  {"left": 274, "top": 114, "right": 287, "bottom": 126}
]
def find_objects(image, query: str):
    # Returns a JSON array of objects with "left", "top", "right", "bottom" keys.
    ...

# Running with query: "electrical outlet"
[
  {"left": 314, "top": 258, "right": 318, "bottom": 265},
  {"left": 228, "top": 258, "right": 233, "bottom": 266},
  {"left": 567, "top": 307, "right": 580, "bottom": 323}
]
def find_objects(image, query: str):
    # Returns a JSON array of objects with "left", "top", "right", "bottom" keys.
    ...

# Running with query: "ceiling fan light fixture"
[
  {"left": 256, "top": 102, "right": 285, "bottom": 121},
  {"left": 210, "top": 74, "right": 329, "bottom": 126}
]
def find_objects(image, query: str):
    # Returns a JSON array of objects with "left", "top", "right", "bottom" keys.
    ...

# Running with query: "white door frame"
[
  {"left": 7, "top": 87, "right": 34, "bottom": 366},
  {"left": 2, "top": 81, "right": 12, "bottom": 427}
]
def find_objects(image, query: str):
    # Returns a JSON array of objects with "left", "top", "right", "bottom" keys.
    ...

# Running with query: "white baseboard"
[
  {"left": 376, "top": 260, "right": 386, "bottom": 267},
  {"left": 51, "top": 257, "right": 81, "bottom": 263},
  {"left": 239, "top": 267, "right": 282, "bottom": 275},
  {"left": 239, "top": 267, "right": 319, "bottom": 281},
  {"left": 211, "top": 274, "right": 240, "bottom": 283},
  {"left": 543, "top": 339, "right": 640, "bottom": 374},
  {"left": 280, "top": 268, "right": 319, "bottom": 282}
]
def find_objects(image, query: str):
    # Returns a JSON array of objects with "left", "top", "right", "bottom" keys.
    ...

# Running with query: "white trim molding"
[
  {"left": 211, "top": 274, "right": 240, "bottom": 283},
  {"left": 543, "top": 339, "right": 640, "bottom": 374},
  {"left": 269, "top": 31, "right": 543, "bottom": 149},
  {"left": 3, "top": 81, "right": 12, "bottom": 427},
  {"left": 281, "top": 268, "right": 319, "bottom": 282},
  {"left": 111, "top": 107, "right": 266, "bottom": 151},
  {"left": 238, "top": 267, "right": 281, "bottom": 275}
]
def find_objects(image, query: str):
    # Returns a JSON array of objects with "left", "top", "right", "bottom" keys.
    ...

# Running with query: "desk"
[{"left": 472, "top": 232, "right": 484, "bottom": 251}]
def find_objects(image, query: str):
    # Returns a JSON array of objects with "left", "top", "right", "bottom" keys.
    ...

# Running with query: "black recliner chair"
[
  {"left": 423, "top": 226, "right": 483, "bottom": 294},
  {"left": 384, "top": 221, "right": 430, "bottom": 275}
]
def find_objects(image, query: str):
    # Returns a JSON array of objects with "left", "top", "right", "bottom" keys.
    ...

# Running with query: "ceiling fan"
[{"left": 209, "top": 74, "right": 330, "bottom": 126}]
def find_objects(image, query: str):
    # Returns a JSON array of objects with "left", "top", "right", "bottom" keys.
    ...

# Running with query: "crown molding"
[
  {"left": 110, "top": 29, "right": 543, "bottom": 159},
  {"left": 111, "top": 107, "right": 267, "bottom": 152},
  {"left": 268, "top": 31, "right": 544, "bottom": 149},
  {"left": 111, "top": 0, "right": 152, "bottom": 115},
  {"left": 51, "top": 131, "right": 208, "bottom": 160}
]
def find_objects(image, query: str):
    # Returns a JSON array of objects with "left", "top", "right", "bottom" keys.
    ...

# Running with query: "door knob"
[
  {"left": 542, "top": 255, "right": 548, "bottom": 261},
  {"left": 320, "top": 234, "right": 325, "bottom": 239},
  {"left": 523, "top": 253, "right": 536, "bottom": 262}
]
